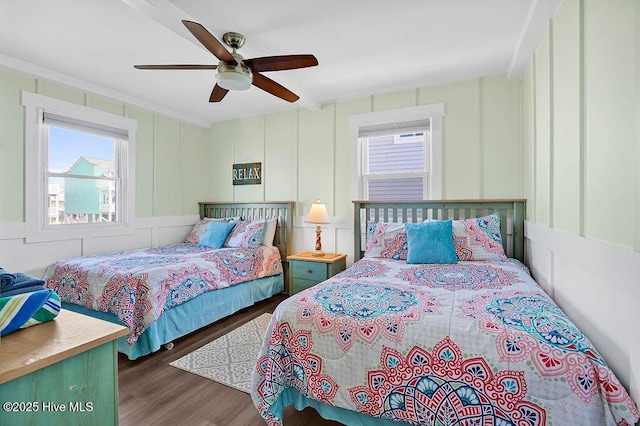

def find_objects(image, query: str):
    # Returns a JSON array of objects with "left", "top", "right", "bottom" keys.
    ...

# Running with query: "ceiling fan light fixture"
[
  {"left": 216, "top": 71, "right": 252, "bottom": 91},
  {"left": 216, "top": 62, "right": 253, "bottom": 91}
]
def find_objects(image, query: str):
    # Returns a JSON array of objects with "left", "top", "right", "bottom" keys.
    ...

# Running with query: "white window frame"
[
  {"left": 22, "top": 91, "right": 137, "bottom": 242},
  {"left": 349, "top": 103, "right": 444, "bottom": 201}
]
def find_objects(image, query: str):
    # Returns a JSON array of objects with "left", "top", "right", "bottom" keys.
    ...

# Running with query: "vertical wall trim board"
[
  {"left": 515, "top": 79, "right": 523, "bottom": 199},
  {"left": 579, "top": 0, "right": 586, "bottom": 238},
  {"left": 548, "top": 21, "right": 555, "bottom": 229},
  {"left": 178, "top": 123, "right": 183, "bottom": 214},
  {"left": 232, "top": 120, "right": 237, "bottom": 202},
  {"left": 262, "top": 114, "right": 266, "bottom": 202},
  {"left": 635, "top": 0, "right": 640, "bottom": 253},
  {"left": 532, "top": 56, "right": 538, "bottom": 224},
  {"left": 294, "top": 109, "right": 299, "bottom": 215},
  {"left": 440, "top": 102, "right": 446, "bottom": 200},
  {"left": 332, "top": 104, "right": 337, "bottom": 214},
  {"left": 474, "top": 78, "right": 483, "bottom": 199},
  {"left": 295, "top": 109, "right": 300, "bottom": 210},
  {"left": 152, "top": 114, "right": 157, "bottom": 216}
]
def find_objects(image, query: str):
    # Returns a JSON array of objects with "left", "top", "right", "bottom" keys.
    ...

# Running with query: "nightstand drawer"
[
  {"left": 290, "top": 278, "right": 320, "bottom": 295},
  {"left": 291, "top": 260, "right": 327, "bottom": 282}
]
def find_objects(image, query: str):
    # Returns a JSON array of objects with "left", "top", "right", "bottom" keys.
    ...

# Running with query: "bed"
[
  {"left": 43, "top": 201, "right": 293, "bottom": 360},
  {"left": 250, "top": 199, "right": 639, "bottom": 426}
]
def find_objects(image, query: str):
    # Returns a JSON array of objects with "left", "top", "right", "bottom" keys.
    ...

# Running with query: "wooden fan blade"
[
  {"left": 252, "top": 73, "right": 299, "bottom": 102},
  {"left": 134, "top": 64, "right": 218, "bottom": 70},
  {"left": 209, "top": 84, "right": 229, "bottom": 102},
  {"left": 182, "top": 20, "right": 236, "bottom": 63},
  {"left": 243, "top": 55, "right": 318, "bottom": 73}
]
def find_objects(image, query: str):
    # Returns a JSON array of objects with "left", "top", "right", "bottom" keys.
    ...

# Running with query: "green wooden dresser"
[
  {"left": 0, "top": 309, "right": 128, "bottom": 425},
  {"left": 287, "top": 252, "right": 347, "bottom": 295}
]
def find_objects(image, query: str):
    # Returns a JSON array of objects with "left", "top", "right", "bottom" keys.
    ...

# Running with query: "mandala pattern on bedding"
[
  {"left": 459, "top": 292, "right": 640, "bottom": 417},
  {"left": 296, "top": 281, "right": 441, "bottom": 352},
  {"left": 364, "top": 222, "right": 407, "bottom": 260},
  {"left": 145, "top": 243, "right": 211, "bottom": 255},
  {"left": 453, "top": 213, "right": 507, "bottom": 261},
  {"left": 101, "top": 255, "right": 182, "bottom": 269},
  {"left": 97, "top": 272, "right": 152, "bottom": 344},
  {"left": 254, "top": 321, "right": 339, "bottom": 426},
  {"left": 339, "top": 258, "right": 391, "bottom": 279},
  {"left": 380, "top": 233, "right": 407, "bottom": 260},
  {"left": 45, "top": 264, "right": 94, "bottom": 307},
  {"left": 348, "top": 336, "right": 546, "bottom": 426},
  {"left": 201, "top": 248, "right": 280, "bottom": 285},
  {"left": 397, "top": 263, "right": 522, "bottom": 291},
  {"left": 155, "top": 265, "right": 220, "bottom": 310}
]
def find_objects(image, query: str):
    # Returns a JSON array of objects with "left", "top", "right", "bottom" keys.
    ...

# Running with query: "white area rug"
[{"left": 169, "top": 313, "right": 271, "bottom": 393}]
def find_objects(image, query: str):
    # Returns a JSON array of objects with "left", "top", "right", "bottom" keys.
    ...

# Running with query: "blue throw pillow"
[
  {"left": 405, "top": 221, "right": 457, "bottom": 264},
  {"left": 199, "top": 221, "right": 236, "bottom": 249}
]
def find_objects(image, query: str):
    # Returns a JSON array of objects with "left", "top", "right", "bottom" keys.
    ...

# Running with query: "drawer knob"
[{"left": 306, "top": 269, "right": 312, "bottom": 273}]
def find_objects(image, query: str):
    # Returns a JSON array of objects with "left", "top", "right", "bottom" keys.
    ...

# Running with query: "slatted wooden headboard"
[
  {"left": 198, "top": 201, "right": 294, "bottom": 259},
  {"left": 353, "top": 199, "right": 526, "bottom": 262}
]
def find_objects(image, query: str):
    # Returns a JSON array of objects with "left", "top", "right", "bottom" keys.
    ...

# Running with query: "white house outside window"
[
  {"left": 45, "top": 120, "right": 121, "bottom": 225},
  {"left": 361, "top": 128, "right": 429, "bottom": 200},
  {"left": 349, "top": 103, "right": 444, "bottom": 202},
  {"left": 22, "top": 92, "right": 136, "bottom": 242}
]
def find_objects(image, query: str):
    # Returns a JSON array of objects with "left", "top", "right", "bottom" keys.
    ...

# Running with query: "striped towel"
[{"left": 0, "top": 289, "right": 61, "bottom": 336}]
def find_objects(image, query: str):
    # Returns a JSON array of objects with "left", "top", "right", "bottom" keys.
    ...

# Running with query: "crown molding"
[
  {"left": 507, "top": 0, "right": 561, "bottom": 79},
  {"left": 0, "top": 52, "right": 211, "bottom": 127}
]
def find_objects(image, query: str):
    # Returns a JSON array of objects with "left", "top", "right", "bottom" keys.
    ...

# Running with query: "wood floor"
[{"left": 118, "top": 294, "right": 343, "bottom": 426}]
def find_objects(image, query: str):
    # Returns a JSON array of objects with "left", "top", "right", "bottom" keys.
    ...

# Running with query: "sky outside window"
[{"left": 48, "top": 127, "right": 114, "bottom": 173}]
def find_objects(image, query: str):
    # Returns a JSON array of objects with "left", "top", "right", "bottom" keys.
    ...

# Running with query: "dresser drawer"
[{"left": 291, "top": 260, "right": 327, "bottom": 282}]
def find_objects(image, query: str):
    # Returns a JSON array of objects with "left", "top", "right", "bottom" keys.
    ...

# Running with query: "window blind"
[
  {"left": 357, "top": 118, "right": 430, "bottom": 139},
  {"left": 43, "top": 111, "right": 129, "bottom": 141}
]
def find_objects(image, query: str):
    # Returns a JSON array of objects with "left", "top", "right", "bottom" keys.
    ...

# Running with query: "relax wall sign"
[{"left": 232, "top": 162, "right": 262, "bottom": 185}]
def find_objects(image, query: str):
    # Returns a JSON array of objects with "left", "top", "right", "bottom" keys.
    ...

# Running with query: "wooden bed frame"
[
  {"left": 353, "top": 199, "right": 526, "bottom": 262},
  {"left": 199, "top": 201, "right": 295, "bottom": 260}
]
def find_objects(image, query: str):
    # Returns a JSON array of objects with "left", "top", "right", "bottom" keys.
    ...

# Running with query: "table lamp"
[{"left": 305, "top": 199, "right": 330, "bottom": 256}]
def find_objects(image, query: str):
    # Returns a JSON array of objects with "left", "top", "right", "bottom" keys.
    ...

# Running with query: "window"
[
  {"left": 349, "top": 104, "right": 444, "bottom": 201},
  {"left": 22, "top": 92, "right": 136, "bottom": 242},
  {"left": 362, "top": 129, "right": 428, "bottom": 200}
]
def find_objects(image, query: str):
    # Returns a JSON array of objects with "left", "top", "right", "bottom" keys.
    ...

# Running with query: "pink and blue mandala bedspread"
[
  {"left": 43, "top": 243, "right": 282, "bottom": 344},
  {"left": 250, "top": 257, "right": 639, "bottom": 426}
]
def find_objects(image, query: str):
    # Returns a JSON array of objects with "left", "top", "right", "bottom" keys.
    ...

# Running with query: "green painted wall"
[
  {"left": 523, "top": 0, "right": 640, "bottom": 252},
  {"left": 209, "top": 74, "right": 521, "bottom": 217},
  {"left": 521, "top": 0, "right": 640, "bottom": 404},
  {"left": 0, "top": 71, "right": 35, "bottom": 223},
  {"left": 0, "top": 69, "right": 210, "bottom": 222}
]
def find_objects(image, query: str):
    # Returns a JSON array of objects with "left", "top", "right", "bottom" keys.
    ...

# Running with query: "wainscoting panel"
[
  {"left": 0, "top": 215, "right": 199, "bottom": 278},
  {"left": 525, "top": 220, "right": 640, "bottom": 405}
]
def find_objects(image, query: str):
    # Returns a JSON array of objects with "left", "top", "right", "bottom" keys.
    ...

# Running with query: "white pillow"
[{"left": 262, "top": 218, "right": 278, "bottom": 247}]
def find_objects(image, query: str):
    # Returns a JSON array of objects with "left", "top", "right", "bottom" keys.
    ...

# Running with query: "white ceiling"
[{"left": 0, "top": 0, "right": 559, "bottom": 126}]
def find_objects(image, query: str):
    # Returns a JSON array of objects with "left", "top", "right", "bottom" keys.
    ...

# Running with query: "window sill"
[{"left": 25, "top": 221, "right": 136, "bottom": 243}]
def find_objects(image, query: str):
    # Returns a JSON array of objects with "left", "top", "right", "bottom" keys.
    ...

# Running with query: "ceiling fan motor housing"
[
  {"left": 216, "top": 52, "right": 253, "bottom": 91},
  {"left": 222, "top": 32, "right": 246, "bottom": 50}
]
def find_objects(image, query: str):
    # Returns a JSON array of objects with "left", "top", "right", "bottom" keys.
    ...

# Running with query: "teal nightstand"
[{"left": 287, "top": 252, "right": 347, "bottom": 295}]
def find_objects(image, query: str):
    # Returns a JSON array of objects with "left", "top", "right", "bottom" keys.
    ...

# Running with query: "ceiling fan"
[{"left": 134, "top": 20, "right": 318, "bottom": 103}]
